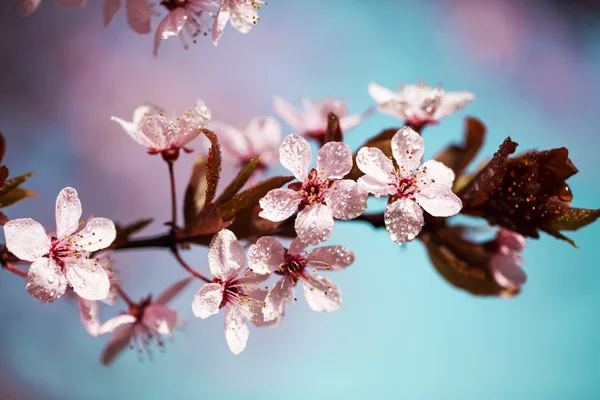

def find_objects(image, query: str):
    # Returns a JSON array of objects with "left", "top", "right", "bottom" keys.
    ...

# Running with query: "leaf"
[
  {"left": 202, "top": 129, "right": 221, "bottom": 206},
  {"left": 219, "top": 175, "right": 295, "bottom": 220},
  {"left": 457, "top": 137, "right": 518, "bottom": 207},
  {"left": 0, "top": 187, "right": 36, "bottom": 208},
  {"left": 115, "top": 218, "right": 154, "bottom": 242},
  {"left": 346, "top": 127, "right": 400, "bottom": 180},
  {"left": 0, "top": 132, "right": 5, "bottom": 164},
  {"left": 0, "top": 171, "right": 35, "bottom": 196},
  {"left": 435, "top": 117, "right": 486, "bottom": 179},
  {"left": 544, "top": 207, "right": 600, "bottom": 248},
  {"left": 0, "top": 166, "right": 8, "bottom": 188},
  {"left": 0, "top": 211, "right": 8, "bottom": 226},
  {"left": 215, "top": 156, "right": 260, "bottom": 206},
  {"left": 185, "top": 203, "right": 233, "bottom": 239},
  {"left": 324, "top": 113, "right": 342, "bottom": 143},
  {"left": 183, "top": 155, "right": 208, "bottom": 230}
]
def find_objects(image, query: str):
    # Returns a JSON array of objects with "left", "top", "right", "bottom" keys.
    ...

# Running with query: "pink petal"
[
  {"left": 174, "top": 99, "right": 211, "bottom": 148},
  {"left": 418, "top": 159, "right": 456, "bottom": 188},
  {"left": 55, "top": 187, "right": 82, "bottom": 238},
  {"left": 131, "top": 103, "right": 166, "bottom": 126},
  {"left": 212, "top": 1, "right": 231, "bottom": 45},
  {"left": 490, "top": 251, "right": 527, "bottom": 289},
  {"left": 25, "top": 258, "right": 67, "bottom": 303},
  {"left": 287, "top": 237, "right": 308, "bottom": 256},
  {"left": 208, "top": 229, "right": 246, "bottom": 281},
  {"left": 339, "top": 114, "right": 363, "bottom": 132},
  {"left": 98, "top": 314, "right": 136, "bottom": 336},
  {"left": 279, "top": 134, "right": 312, "bottom": 180},
  {"left": 138, "top": 115, "right": 177, "bottom": 150},
  {"left": 301, "top": 275, "right": 342, "bottom": 312},
  {"left": 142, "top": 304, "right": 178, "bottom": 335},
  {"left": 54, "top": 0, "right": 86, "bottom": 7},
  {"left": 19, "top": 0, "right": 43, "bottom": 15},
  {"left": 325, "top": 179, "right": 367, "bottom": 220},
  {"left": 3, "top": 218, "right": 50, "bottom": 261},
  {"left": 208, "top": 121, "right": 249, "bottom": 160},
  {"left": 244, "top": 117, "right": 281, "bottom": 163},
  {"left": 415, "top": 184, "right": 462, "bottom": 217},
  {"left": 294, "top": 203, "right": 334, "bottom": 247},
  {"left": 355, "top": 147, "right": 395, "bottom": 188},
  {"left": 155, "top": 277, "right": 194, "bottom": 305},
  {"left": 384, "top": 198, "right": 424, "bottom": 244},
  {"left": 357, "top": 174, "right": 395, "bottom": 198},
  {"left": 316, "top": 141, "right": 352, "bottom": 179},
  {"left": 66, "top": 258, "right": 110, "bottom": 301},
  {"left": 434, "top": 91, "right": 475, "bottom": 120},
  {"left": 249, "top": 290, "right": 281, "bottom": 327},
  {"left": 78, "top": 298, "right": 100, "bottom": 336},
  {"left": 75, "top": 217, "right": 116, "bottom": 252},
  {"left": 101, "top": 324, "right": 134, "bottom": 366},
  {"left": 258, "top": 188, "right": 301, "bottom": 222},
  {"left": 153, "top": 8, "right": 189, "bottom": 55},
  {"left": 273, "top": 96, "right": 304, "bottom": 131},
  {"left": 496, "top": 229, "right": 526, "bottom": 252},
  {"left": 125, "top": 0, "right": 152, "bottom": 34},
  {"left": 247, "top": 236, "right": 285, "bottom": 274},
  {"left": 308, "top": 245, "right": 355, "bottom": 271},
  {"left": 392, "top": 127, "right": 424, "bottom": 171},
  {"left": 230, "top": 269, "right": 270, "bottom": 287},
  {"left": 229, "top": 0, "right": 258, "bottom": 34},
  {"left": 263, "top": 277, "right": 293, "bottom": 322},
  {"left": 192, "top": 283, "right": 224, "bottom": 319},
  {"left": 103, "top": 0, "right": 121, "bottom": 26},
  {"left": 224, "top": 304, "right": 250, "bottom": 354},
  {"left": 368, "top": 82, "right": 399, "bottom": 104},
  {"left": 111, "top": 116, "right": 154, "bottom": 148}
]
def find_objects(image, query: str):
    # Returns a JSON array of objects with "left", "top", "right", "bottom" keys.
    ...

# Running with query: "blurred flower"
[
  {"left": 208, "top": 116, "right": 281, "bottom": 176},
  {"left": 259, "top": 135, "right": 368, "bottom": 246},
  {"left": 357, "top": 127, "right": 462, "bottom": 244},
  {"left": 273, "top": 96, "right": 363, "bottom": 142},
  {"left": 248, "top": 236, "right": 354, "bottom": 322},
  {"left": 368, "top": 83, "right": 474, "bottom": 130},
  {"left": 212, "top": 0, "right": 264, "bottom": 46},
  {"left": 191, "top": 229, "right": 272, "bottom": 354},
  {"left": 103, "top": 0, "right": 152, "bottom": 34},
  {"left": 489, "top": 228, "right": 527, "bottom": 291},
  {"left": 111, "top": 99, "right": 211, "bottom": 161},
  {"left": 3, "top": 187, "right": 116, "bottom": 302},
  {"left": 18, "top": 0, "right": 84, "bottom": 16}
]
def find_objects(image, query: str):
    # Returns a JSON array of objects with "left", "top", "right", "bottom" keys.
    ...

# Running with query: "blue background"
[{"left": 1, "top": 0, "right": 599, "bottom": 399}]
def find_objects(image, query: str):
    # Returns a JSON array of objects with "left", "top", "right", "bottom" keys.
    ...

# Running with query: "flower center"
[
  {"left": 47, "top": 236, "right": 86, "bottom": 268},
  {"left": 275, "top": 252, "right": 309, "bottom": 285},
  {"left": 160, "top": 0, "right": 187, "bottom": 11},
  {"left": 299, "top": 169, "right": 330, "bottom": 204}
]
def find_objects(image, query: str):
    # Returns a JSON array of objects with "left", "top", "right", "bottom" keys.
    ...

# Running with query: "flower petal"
[
  {"left": 273, "top": 96, "right": 304, "bottom": 131},
  {"left": 98, "top": 314, "right": 136, "bottom": 336},
  {"left": 56, "top": 187, "right": 82, "bottom": 238},
  {"left": 244, "top": 117, "right": 282, "bottom": 163},
  {"left": 3, "top": 218, "right": 50, "bottom": 261},
  {"left": 384, "top": 198, "right": 424, "bottom": 244},
  {"left": 155, "top": 277, "right": 194, "bottom": 305},
  {"left": 75, "top": 217, "right": 117, "bottom": 252},
  {"left": 103, "top": 0, "right": 121, "bottom": 27},
  {"left": 415, "top": 184, "right": 462, "bottom": 217},
  {"left": 496, "top": 229, "right": 526, "bottom": 252},
  {"left": 434, "top": 91, "right": 475, "bottom": 120},
  {"left": 138, "top": 115, "right": 177, "bottom": 150},
  {"left": 263, "top": 277, "right": 293, "bottom": 322},
  {"left": 78, "top": 298, "right": 100, "bottom": 336},
  {"left": 229, "top": 0, "right": 257, "bottom": 34},
  {"left": 125, "top": 0, "right": 152, "bottom": 34},
  {"left": 490, "top": 251, "right": 527, "bottom": 289},
  {"left": 173, "top": 99, "right": 211, "bottom": 148},
  {"left": 249, "top": 290, "right": 281, "bottom": 327},
  {"left": 316, "top": 141, "right": 353, "bottom": 179},
  {"left": 224, "top": 304, "right": 250, "bottom": 354},
  {"left": 66, "top": 258, "right": 111, "bottom": 301},
  {"left": 192, "top": 283, "right": 224, "bottom": 319},
  {"left": 212, "top": 0, "right": 231, "bottom": 45},
  {"left": 101, "top": 324, "right": 134, "bottom": 366},
  {"left": 325, "top": 179, "right": 368, "bottom": 220},
  {"left": 302, "top": 275, "right": 342, "bottom": 312},
  {"left": 356, "top": 147, "right": 395, "bottom": 187},
  {"left": 142, "top": 304, "right": 178, "bottom": 335},
  {"left": 294, "top": 203, "right": 334, "bottom": 247},
  {"left": 308, "top": 245, "right": 355, "bottom": 271},
  {"left": 247, "top": 236, "right": 285, "bottom": 274},
  {"left": 230, "top": 269, "right": 270, "bottom": 287},
  {"left": 25, "top": 258, "right": 67, "bottom": 303},
  {"left": 357, "top": 174, "right": 396, "bottom": 198},
  {"left": 392, "top": 127, "right": 424, "bottom": 171},
  {"left": 208, "top": 229, "right": 246, "bottom": 281},
  {"left": 19, "top": 0, "right": 43, "bottom": 15},
  {"left": 287, "top": 237, "right": 308, "bottom": 256},
  {"left": 418, "top": 159, "right": 456, "bottom": 189},
  {"left": 153, "top": 8, "right": 189, "bottom": 55},
  {"left": 279, "top": 134, "right": 312, "bottom": 180},
  {"left": 339, "top": 113, "right": 363, "bottom": 132},
  {"left": 258, "top": 188, "right": 302, "bottom": 222},
  {"left": 368, "top": 82, "right": 399, "bottom": 104},
  {"left": 209, "top": 121, "right": 249, "bottom": 161}
]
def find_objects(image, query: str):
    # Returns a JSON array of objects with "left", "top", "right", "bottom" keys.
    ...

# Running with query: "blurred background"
[{"left": 1, "top": 0, "right": 600, "bottom": 398}]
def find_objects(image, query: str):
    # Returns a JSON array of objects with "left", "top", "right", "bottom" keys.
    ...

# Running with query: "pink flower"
[
  {"left": 212, "top": 0, "right": 264, "bottom": 46},
  {"left": 111, "top": 99, "right": 212, "bottom": 161},
  {"left": 259, "top": 135, "right": 368, "bottom": 246},
  {"left": 191, "top": 229, "right": 273, "bottom": 354},
  {"left": 247, "top": 236, "right": 354, "bottom": 322},
  {"left": 18, "top": 0, "right": 85, "bottom": 16},
  {"left": 489, "top": 229, "right": 527, "bottom": 291},
  {"left": 103, "top": 0, "right": 152, "bottom": 34},
  {"left": 154, "top": 0, "right": 217, "bottom": 56},
  {"left": 356, "top": 127, "right": 462, "bottom": 244},
  {"left": 81, "top": 277, "right": 193, "bottom": 365},
  {"left": 3, "top": 187, "right": 116, "bottom": 303},
  {"left": 273, "top": 96, "right": 363, "bottom": 142},
  {"left": 208, "top": 116, "right": 281, "bottom": 176},
  {"left": 368, "top": 82, "right": 475, "bottom": 129}
]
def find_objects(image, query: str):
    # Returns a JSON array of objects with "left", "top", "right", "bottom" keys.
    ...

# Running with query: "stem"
[
  {"left": 4, "top": 262, "right": 27, "bottom": 278},
  {"left": 167, "top": 161, "right": 178, "bottom": 232},
  {"left": 115, "top": 285, "right": 134, "bottom": 306},
  {"left": 171, "top": 249, "right": 211, "bottom": 283}
]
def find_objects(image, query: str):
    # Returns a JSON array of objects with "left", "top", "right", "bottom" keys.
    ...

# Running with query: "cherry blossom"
[
  {"left": 247, "top": 236, "right": 354, "bottom": 322},
  {"left": 154, "top": 0, "right": 217, "bottom": 55},
  {"left": 3, "top": 187, "right": 116, "bottom": 303},
  {"left": 191, "top": 229, "right": 274, "bottom": 354},
  {"left": 368, "top": 82, "right": 475, "bottom": 129},
  {"left": 18, "top": 0, "right": 85, "bottom": 16},
  {"left": 103, "top": 0, "right": 152, "bottom": 34},
  {"left": 111, "top": 99, "right": 212, "bottom": 161},
  {"left": 259, "top": 135, "right": 368, "bottom": 246},
  {"left": 208, "top": 116, "right": 281, "bottom": 177},
  {"left": 356, "top": 127, "right": 462, "bottom": 244},
  {"left": 81, "top": 277, "right": 193, "bottom": 365},
  {"left": 273, "top": 96, "right": 364, "bottom": 142},
  {"left": 489, "top": 229, "right": 527, "bottom": 292},
  {"left": 212, "top": 0, "right": 265, "bottom": 46}
]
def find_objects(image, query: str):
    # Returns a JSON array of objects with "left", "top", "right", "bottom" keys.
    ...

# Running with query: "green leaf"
[
  {"left": 550, "top": 208, "right": 600, "bottom": 232},
  {"left": 0, "top": 187, "right": 36, "bottom": 208},
  {"left": 324, "top": 113, "right": 342, "bottom": 143},
  {"left": 219, "top": 175, "right": 295, "bottom": 220},
  {"left": 215, "top": 156, "right": 260, "bottom": 206},
  {"left": 434, "top": 117, "right": 486, "bottom": 179},
  {"left": 183, "top": 155, "right": 208, "bottom": 230},
  {"left": 0, "top": 171, "right": 35, "bottom": 196},
  {"left": 202, "top": 129, "right": 221, "bottom": 206}
]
